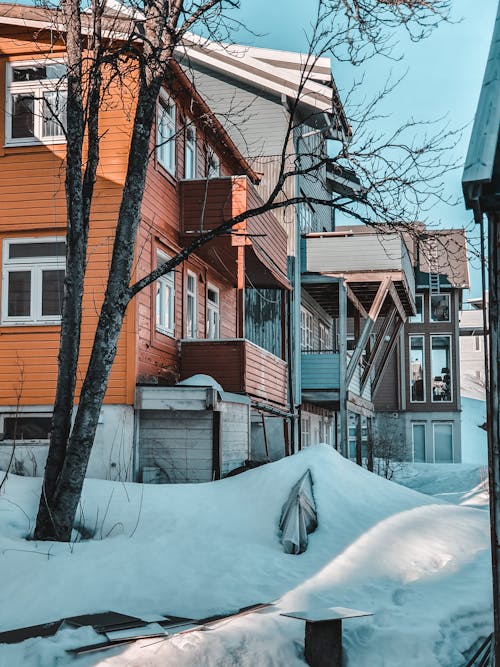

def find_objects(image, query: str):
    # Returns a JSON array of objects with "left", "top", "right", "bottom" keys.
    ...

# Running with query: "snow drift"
[{"left": 0, "top": 445, "right": 492, "bottom": 666}]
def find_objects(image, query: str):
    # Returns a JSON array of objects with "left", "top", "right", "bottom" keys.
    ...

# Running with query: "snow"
[
  {"left": 461, "top": 395, "right": 488, "bottom": 464},
  {"left": 0, "top": 445, "right": 492, "bottom": 666},
  {"left": 177, "top": 374, "right": 224, "bottom": 392}
]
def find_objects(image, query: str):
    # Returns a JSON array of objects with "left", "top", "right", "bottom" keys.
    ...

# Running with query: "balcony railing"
[
  {"left": 181, "top": 338, "right": 287, "bottom": 407},
  {"left": 301, "top": 349, "right": 340, "bottom": 391}
]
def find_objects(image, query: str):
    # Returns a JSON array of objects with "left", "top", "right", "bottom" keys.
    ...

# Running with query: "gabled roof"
[
  {"left": 462, "top": 1, "right": 500, "bottom": 212},
  {"left": 179, "top": 34, "right": 351, "bottom": 141},
  {"left": 0, "top": 2, "right": 260, "bottom": 183}
]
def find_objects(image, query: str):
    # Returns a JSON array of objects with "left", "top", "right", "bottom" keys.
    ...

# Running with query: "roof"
[
  {"left": 335, "top": 224, "right": 470, "bottom": 289},
  {"left": 0, "top": 2, "right": 260, "bottom": 183},
  {"left": 462, "top": 1, "right": 500, "bottom": 211},
  {"left": 179, "top": 35, "right": 351, "bottom": 141}
]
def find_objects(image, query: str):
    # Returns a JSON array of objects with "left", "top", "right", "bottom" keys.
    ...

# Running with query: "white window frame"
[
  {"left": 186, "top": 270, "right": 198, "bottom": 339},
  {"left": 409, "top": 335, "right": 426, "bottom": 403},
  {"left": 0, "top": 412, "right": 52, "bottom": 444},
  {"left": 299, "top": 204, "right": 314, "bottom": 234},
  {"left": 5, "top": 60, "right": 67, "bottom": 146},
  {"left": 155, "top": 251, "right": 175, "bottom": 337},
  {"left": 184, "top": 125, "right": 197, "bottom": 179},
  {"left": 429, "top": 292, "right": 451, "bottom": 323},
  {"left": 411, "top": 422, "right": 426, "bottom": 462},
  {"left": 206, "top": 283, "right": 220, "bottom": 339},
  {"left": 301, "top": 415, "right": 311, "bottom": 448},
  {"left": 207, "top": 150, "right": 220, "bottom": 178},
  {"left": 319, "top": 320, "right": 332, "bottom": 351},
  {"left": 430, "top": 334, "right": 453, "bottom": 403},
  {"left": 432, "top": 422, "right": 453, "bottom": 463},
  {"left": 157, "top": 92, "right": 176, "bottom": 175},
  {"left": 2, "top": 237, "right": 65, "bottom": 325},
  {"left": 301, "top": 307, "right": 314, "bottom": 351}
]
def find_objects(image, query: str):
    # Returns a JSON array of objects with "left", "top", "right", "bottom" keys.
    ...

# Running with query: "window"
[
  {"left": 319, "top": 321, "right": 332, "bottom": 350},
  {"left": 155, "top": 252, "right": 175, "bottom": 336},
  {"left": 412, "top": 423, "right": 426, "bottom": 462},
  {"left": 1, "top": 414, "right": 52, "bottom": 442},
  {"left": 431, "top": 335, "right": 452, "bottom": 402},
  {"left": 430, "top": 293, "right": 450, "bottom": 322},
  {"left": 206, "top": 284, "right": 220, "bottom": 339},
  {"left": 2, "top": 238, "right": 65, "bottom": 324},
  {"left": 409, "top": 294, "right": 424, "bottom": 323},
  {"left": 6, "top": 61, "right": 67, "bottom": 144},
  {"left": 409, "top": 336, "right": 425, "bottom": 402},
  {"left": 185, "top": 126, "right": 196, "bottom": 179},
  {"left": 433, "top": 422, "right": 453, "bottom": 463},
  {"left": 299, "top": 204, "right": 313, "bottom": 234},
  {"left": 157, "top": 94, "right": 176, "bottom": 175},
  {"left": 301, "top": 416, "right": 311, "bottom": 448},
  {"left": 301, "top": 307, "right": 313, "bottom": 351},
  {"left": 186, "top": 270, "right": 197, "bottom": 338},
  {"left": 207, "top": 150, "right": 220, "bottom": 178}
]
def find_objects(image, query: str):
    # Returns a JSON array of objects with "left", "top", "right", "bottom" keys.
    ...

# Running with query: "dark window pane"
[
  {"left": 8, "top": 271, "right": 31, "bottom": 317},
  {"left": 12, "top": 66, "right": 47, "bottom": 81},
  {"left": 11, "top": 94, "right": 34, "bottom": 138},
  {"left": 9, "top": 241, "right": 65, "bottom": 259},
  {"left": 4, "top": 416, "right": 51, "bottom": 440},
  {"left": 12, "top": 64, "right": 65, "bottom": 82},
  {"left": 42, "top": 269, "right": 64, "bottom": 316}
]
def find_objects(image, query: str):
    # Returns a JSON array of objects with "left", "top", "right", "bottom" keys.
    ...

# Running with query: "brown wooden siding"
[{"left": 180, "top": 339, "right": 287, "bottom": 407}]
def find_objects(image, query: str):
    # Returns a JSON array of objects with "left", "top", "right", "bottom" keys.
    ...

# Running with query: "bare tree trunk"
[{"left": 35, "top": 77, "right": 161, "bottom": 540}]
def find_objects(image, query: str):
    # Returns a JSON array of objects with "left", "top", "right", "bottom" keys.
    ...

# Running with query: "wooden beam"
[
  {"left": 371, "top": 316, "right": 404, "bottom": 396},
  {"left": 345, "top": 283, "right": 368, "bottom": 319},
  {"left": 346, "top": 276, "right": 392, "bottom": 386},
  {"left": 388, "top": 281, "right": 407, "bottom": 322},
  {"left": 360, "top": 307, "right": 397, "bottom": 392},
  {"left": 338, "top": 280, "right": 348, "bottom": 458}
]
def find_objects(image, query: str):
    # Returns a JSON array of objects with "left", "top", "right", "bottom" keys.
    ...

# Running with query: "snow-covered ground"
[{"left": 0, "top": 446, "right": 492, "bottom": 666}]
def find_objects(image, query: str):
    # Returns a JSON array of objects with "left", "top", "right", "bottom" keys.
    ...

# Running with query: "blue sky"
[{"left": 235, "top": 0, "right": 498, "bottom": 297}]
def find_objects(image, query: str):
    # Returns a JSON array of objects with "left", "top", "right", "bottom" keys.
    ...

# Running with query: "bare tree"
[{"left": 29, "top": 0, "right": 455, "bottom": 541}]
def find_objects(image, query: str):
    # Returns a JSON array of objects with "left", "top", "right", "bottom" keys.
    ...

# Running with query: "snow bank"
[{"left": 0, "top": 445, "right": 492, "bottom": 666}]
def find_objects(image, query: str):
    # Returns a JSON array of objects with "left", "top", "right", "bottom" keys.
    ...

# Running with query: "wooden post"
[
  {"left": 367, "top": 417, "right": 374, "bottom": 472},
  {"left": 237, "top": 245, "right": 245, "bottom": 339},
  {"left": 355, "top": 413, "right": 362, "bottom": 466},
  {"left": 212, "top": 411, "right": 221, "bottom": 480},
  {"left": 338, "top": 280, "right": 348, "bottom": 458},
  {"left": 305, "top": 620, "right": 342, "bottom": 667}
]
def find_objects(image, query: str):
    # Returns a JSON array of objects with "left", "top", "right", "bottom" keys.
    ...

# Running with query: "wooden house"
[{"left": 0, "top": 3, "right": 290, "bottom": 482}]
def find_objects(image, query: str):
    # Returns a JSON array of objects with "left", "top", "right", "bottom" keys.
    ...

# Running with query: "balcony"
[
  {"left": 179, "top": 176, "right": 289, "bottom": 290},
  {"left": 301, "top": 230, "right": 415, "bottom": 316},
  {"left": 180, "top": 338, "right": 288, "bottom": 408}
]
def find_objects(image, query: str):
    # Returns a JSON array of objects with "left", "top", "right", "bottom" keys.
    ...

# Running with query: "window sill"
[
  {"left": 156, "top": 326, "right": 175, "bottom": 339},
  {"left": 155, "top": 159, "right": 177, "bottom": 185},
  {"left": 4, "top": 138, "right": 66, "bottom": 149}
]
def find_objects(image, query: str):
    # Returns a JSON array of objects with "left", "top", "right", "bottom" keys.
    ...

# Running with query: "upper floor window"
[
  {"left": 206, "top": 284, "right": 220, "bottom": 339},
  {"left": 185, "top": 126, "right": 197, "bottom": 179},
  {"left": 430, "top": 293, "right": 450, "bottom": 322},
  {"left": 431, "top": 335, "right": 452, "bottom": 402},
  {"left": 6, "top": 62, "right": 67, "bottom": 145},
  {"left": 299, "top": 204, "right": 313, "bottom": 234},
  {"left": 318, "top": 320, "right": 332, "bottom": 350},
  {"left": 155, "top": 251, "right": 175, "bottom": 336},
  {"left": 207, "top": 150, "right": 220, "bottom": 178},
  {"left": 301, "top": 307, "right": 313, "bottom": 351},
  {"left": 409, "top": 335, "right": 425, "bottom": 402},
  {"left": 409, "top": 294, "right": 423, "bottom": 323},
  {"left": 186, "top": 270, "right": 197, "bottom": 338},
  {"left": 157, "top": 94, "right": 176, "bottom": 175},
  {"left": 2, "top": 238, "right": 65, "bottom": 325}
]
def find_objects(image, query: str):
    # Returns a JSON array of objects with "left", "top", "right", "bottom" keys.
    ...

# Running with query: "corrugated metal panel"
[{"left": 301, "top": 352, "right": 340, "bottom": 390}]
